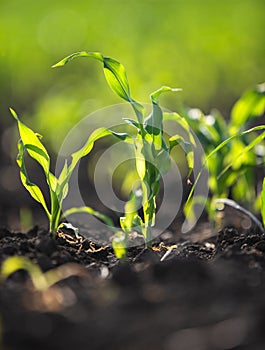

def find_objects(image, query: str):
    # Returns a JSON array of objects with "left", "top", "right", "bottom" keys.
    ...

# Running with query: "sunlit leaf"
[
  {"left": 186, "top": 125, "right": 265, "bottom": 211},
  {"left": 17, "top": 140, "right": 50, "bottom": 218},
  {"left": 57, "top": 160, "right": 69, "bottom": 200},
  {"left": 231, "top": 82, "right": 265, "bottom": 130},
  {"left": 103, "top": 57, "right": 131, "bottom": 101},
  {"left": 1, "top": 256, "right": 47, "bottom": 291},
  {"left": 112, "top": 231, "right": 127, "bottom": 260},
  {"left": 53, "top": 51, "right": 144, "bottom": 122},
  {"left": 11, "top": 108, "right": 50, "bottom": 175},
  {"left": 169, "top": 135, "right": 194, "bottom": 178},
  {"left": 164, "top": 112, "right": 196, "bottom": 146},
  {"left": 124, "top": 118, "right": 142, "bottom": 131},
  {"left": 150, "top": 86, "right": 182, "bottom": 104},
  {"left": 69, "top": 127, "right": 112, "bottom": 175},
  {"left": 63, "top": 206, "right": 114, "bottom": 227},
  {"left": 52, "top": 51, "right": 103, "bottom": 67},
  {"left": 217, "top": 132, "right": 264, "bottom": 179},
  {"left": 169, "top": 135, "right": 184, "bottom": 152},
  {"left": 121, "top": 188, "right": 143, "bottom": 233}
]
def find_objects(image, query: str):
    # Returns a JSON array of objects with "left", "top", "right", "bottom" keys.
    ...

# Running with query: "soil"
[{"left": 1, "top": 222, "right": 265, "bottom": 350}]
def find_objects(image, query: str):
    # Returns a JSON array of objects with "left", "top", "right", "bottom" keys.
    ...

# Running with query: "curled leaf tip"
[
  {"left": 51, "top": 61, "right": 64, "bottom": 68},
  {"left": 9, "top": 108, "right": 18, "bottom": 120}
]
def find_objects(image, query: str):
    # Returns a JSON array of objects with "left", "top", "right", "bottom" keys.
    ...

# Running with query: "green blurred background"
[{"left": 0, "top": 0, "right": 264, "bottom": 230}]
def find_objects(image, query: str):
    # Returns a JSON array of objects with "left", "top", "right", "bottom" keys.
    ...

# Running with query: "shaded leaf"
[{"left": 262, "top": 178, "right": 265, "bottom": 227}]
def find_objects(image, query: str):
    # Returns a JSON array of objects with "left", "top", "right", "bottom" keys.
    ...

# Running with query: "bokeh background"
[{"left": 0, "top": 0, "right": 264, "bottom": 230}]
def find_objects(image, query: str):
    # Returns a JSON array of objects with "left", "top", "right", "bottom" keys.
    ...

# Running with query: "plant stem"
[{"left": 145, "top": 225, "right": 152, "bottom": 248}]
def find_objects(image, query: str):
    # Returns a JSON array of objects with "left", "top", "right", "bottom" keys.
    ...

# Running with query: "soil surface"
[{"left": 1, "top": 223, "right": 265, "bottom": 350}]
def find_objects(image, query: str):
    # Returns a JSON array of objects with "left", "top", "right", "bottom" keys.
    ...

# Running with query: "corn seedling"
[
  {"left": 0, "top": 256, "right": 86, "bottom": 291},
  {"left": 11, "top": 108, "right": 114, "bottom": 235},
  {"left": 53, "top": 52, "right": 195, "bottom": 255},
  {"left": 184, "top": 83, "right": 265, "bottom": 211},
  {"left": 185, "top": 124, "right": 265, "bottom": 230}
]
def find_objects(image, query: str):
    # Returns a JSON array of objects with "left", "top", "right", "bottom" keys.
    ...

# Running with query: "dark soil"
[{"left": 1, "top": 223, "right": 265, "bottom": 350}]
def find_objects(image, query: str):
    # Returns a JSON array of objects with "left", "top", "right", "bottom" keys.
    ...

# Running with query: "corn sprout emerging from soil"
[
  {"left": 11, "top": 51, "right": 264, "bottom": 259},
  {"left": 53, "top": 52, "right": 195, "bottom": 256},
  {"left": 10, "top": 108, "right": 114, "bottom": 235},
  {"left": 0, "top": 256, "right": 86, "bottom": 292}
]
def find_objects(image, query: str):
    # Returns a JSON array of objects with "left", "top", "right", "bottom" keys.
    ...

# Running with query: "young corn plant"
[
  {"left": 11, "top": 108, "right": 114, "bottom": 235},
  {"left": 185, "top": 124, "right": 265, "bottom": 230},
  {"left": 53, "top": 52, "right": 195, "bottom": 255},
  {"left": 1, "top": 256, "right": 86, "bottom": 291},
  {"left": 184, "top": 83, "right": 265, "bottom": 219}
]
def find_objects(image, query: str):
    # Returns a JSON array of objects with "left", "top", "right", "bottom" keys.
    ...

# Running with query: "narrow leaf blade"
[
  {"left": 52, "top": 51, "right": 103, "bottom": 67},
  {"left": 103, "top": 57, "right": 131, "bottom": 102},
  {"left": 17, "top": 140, "right": 50, "bottom": 217},
  {"left": 63, "top": 206, "right": 114, "bottom": 227},
  {"left": 11, "top": 109, "right": 50, "bottom": 175}
]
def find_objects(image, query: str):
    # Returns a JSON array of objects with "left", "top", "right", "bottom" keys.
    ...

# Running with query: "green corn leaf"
[
  {"left": 186, "top": 125, "right": 265, "bottom": 210},
  {"left": 110, "top": 130, "right": 134, "bottom": 143},
  {"left": 123, "top": 118, "right": 143, "bottom": 131},
  {"left": 53, "top": 51, "right": 144, "bottom": 122},
  {"left": 17, "top": 140, "right": 50, "bottom": 218},
  {"left": 144, "top": 104, "right": 163, "bottom": 137},
  {"left": 1, "top": 256, "right": 85, "bottom": 291},
  {"left": 121, "top": 188, "right": 143, "bottom": 232},
  {"left": 217, "top": 131, "right": 265, "bottom": 180},
  {"left": 183, "top": 195, "right": 209, "bottom": 231},
  {"left": 169, "top": 135, "right": 185, "bottom": 152},
  {"left": 155, "top": 148, "right": 171, "bottom": 176},
  {"left": 143, "top": 196, "right": 156, "bottom": 228},
  {"left": 135, "top": 148, "right": 146, "bottom": 180},
  {"left": 57, "top": 160, "right": 69, "bottom": 200},
  {"left": 63, "top": 206, "right": 114, "bottom": 227},
  {"left": 164, "top": 112, "right": 196, "bottom": 146},
  {"left": 52, "top": 51, "right": 104, "bottom": 67},
  {"left": 262, "top": 178, "right": 265, "bottom": 227},
  {"left": 11, "top": 108, "right": 50, "bottom": 175},
  {"left": 144, "top": 87, "right": 180, "bottom": 138},
  {"left": 169, "top": 135, "right": 194, "bottom": 178},
  {"left": 69, "top": 128, "right": 112, "bottom": 175},
  {"left": 150, "top": 179, "right": 160, "bottom": 197},
  {"left": 103, "top": 56, "right": 131, "bottom": 102},
  {"left": 1, "top": 256, "right": 48, "bottom": 291},
  {"left": 49, "top": 190, "right": 61, "bottom": 233},
  {"left": 53, "top": 51, "right": 130, "bottom": 101},
  {"left": 58, "top": 161, "right": 68, "bottom": 185},
  {"left": 150, "top": 86, "right": 182, "bottom": 104},
  {"left": 112, "top": 231, "right": 127, "bottom": 260},
  {"left": 183, "top": 141, "right": 194, "bottom": 178},
  {"left": 184, "top": 109, "right": 225, "bottom": 147},
  {"left": 48, "top": 172, "right": 58, "bottom": 193},
  {"left": 231, "top": 83, "right": 265, "bottom": 130}
]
